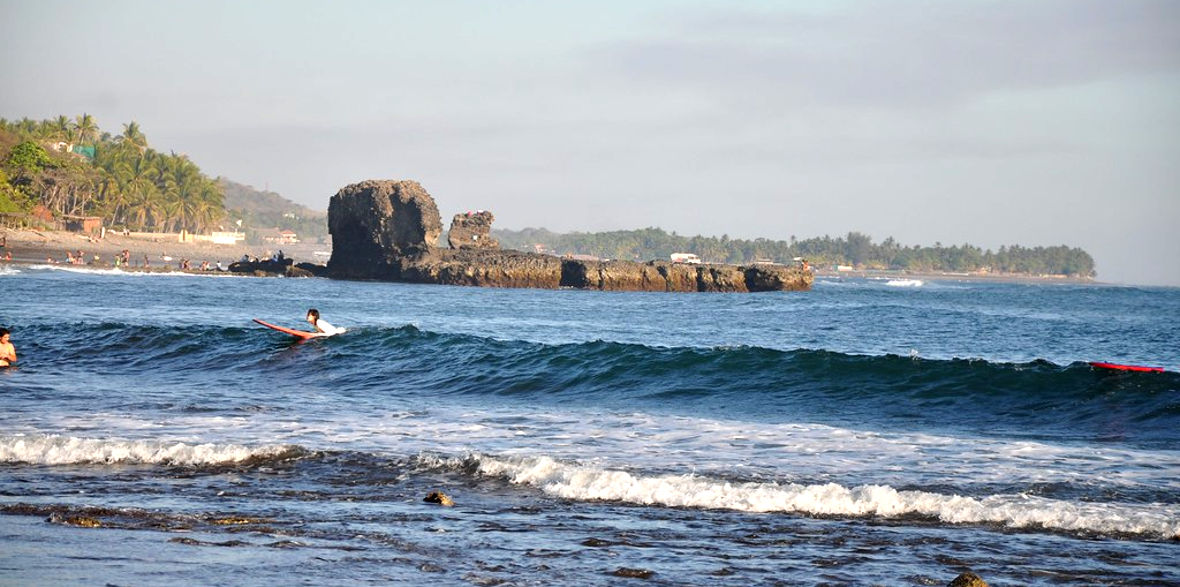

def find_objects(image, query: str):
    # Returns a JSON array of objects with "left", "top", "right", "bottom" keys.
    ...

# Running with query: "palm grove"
[{"left": 0, "top": 114, "right": 225, "bottom": 233}]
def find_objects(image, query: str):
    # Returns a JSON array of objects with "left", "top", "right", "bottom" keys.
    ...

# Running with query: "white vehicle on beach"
[{"left": 670, "top": 253, "right": 701, "bottom": 264}]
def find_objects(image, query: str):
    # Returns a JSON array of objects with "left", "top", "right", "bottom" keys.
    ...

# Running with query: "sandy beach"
[{"left": 0, "top": 228, "right": 329, "bottom": 271}]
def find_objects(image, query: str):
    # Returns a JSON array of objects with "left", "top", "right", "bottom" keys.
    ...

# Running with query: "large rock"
[
  {"left": 448, "top": 211, "right": 499, "bottom": 250},
  {"left": 328, "top": 180, "right": 442, "bottom": 279}
]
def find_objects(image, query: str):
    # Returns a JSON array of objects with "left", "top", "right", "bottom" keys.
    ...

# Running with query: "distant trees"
[
  {"left": 493, "top": 227, "right": 1096, "bottom": 277},
  {"left": 0, "top": 114, "right": 225, "bottom": 233}
]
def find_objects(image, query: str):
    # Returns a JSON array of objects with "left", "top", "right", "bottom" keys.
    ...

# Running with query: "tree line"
[
  {"left": 492, "top": 227, "right": 1096, "bottom": 277},
  {"left": 0, "top": 114, "right": 225, "bottom": 233}
]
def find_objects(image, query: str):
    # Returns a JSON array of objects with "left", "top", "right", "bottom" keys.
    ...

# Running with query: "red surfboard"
[
  {"left": 253, "top": 318, "right": 326, "bottom": 340},
  {"left": 1089, "top": 361, "right": 1165, "bottom": 373}
]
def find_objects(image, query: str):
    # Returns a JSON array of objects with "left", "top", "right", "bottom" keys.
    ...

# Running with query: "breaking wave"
[
  {"left": 0, "top": 434, "right": 306, "bottom": 466},
  {"left": 431, "top": 453, "right": 1180, "bottom": 540}
]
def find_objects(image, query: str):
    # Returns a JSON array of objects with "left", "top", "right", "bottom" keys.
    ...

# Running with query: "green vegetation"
[
  {"left": 220, "top": 179, "right": 328, "bottom": 245},
  {"left": 0, "top": 114, "right": 225, "bottom": 232},
  {"left": 493, "top": 227, "right": 1096, "bottom": 277},
  {"left": 0, "top": 114, "right": 324, "bottom": 243}
]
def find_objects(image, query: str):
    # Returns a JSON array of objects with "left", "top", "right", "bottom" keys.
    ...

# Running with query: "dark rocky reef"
[
  {"left": 228, "top": 257, "right": 318, "bottom": 278},
  {"left": 448, "top": 211, "right": 499, "bottom": 250},
  {"left": 326, "top": 179, "right": 812, "bottom": 292}
]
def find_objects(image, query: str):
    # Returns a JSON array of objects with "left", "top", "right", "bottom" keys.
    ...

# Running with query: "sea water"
[{"left": 1, "top": 266, "right": 1177, "bottom": 585}]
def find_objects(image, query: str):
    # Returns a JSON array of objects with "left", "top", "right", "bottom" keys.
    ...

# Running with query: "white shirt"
[{"left": 314, "top": 318, "right": 346, "bottom": 336}]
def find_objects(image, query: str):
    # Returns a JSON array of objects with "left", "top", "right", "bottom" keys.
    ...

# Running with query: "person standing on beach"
[{"left": 0, "top": 328, "right": 16, "bottom": 367}]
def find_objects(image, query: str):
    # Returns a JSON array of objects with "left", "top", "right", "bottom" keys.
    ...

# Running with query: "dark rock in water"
[
  {"left": 611, "top": 567, "right": 654, "bottom": 579},
  {"left": 448, "top": 210, "right": 499, "bottom": 250},
  {"left": 948, "top": 572, "right": 989, "bottom": 587},
  {"left": 295, "top": 262, "right": 329, "bottom": 277},
  {"left": 328, "top": 179, "right": 443, "bottom": 280},
  {"left": 228, "top": 257, "right": 314, "bottom": 278},
  {"left": 286, "top": 265, "right": 315, "bottom": 278},
  {"left": 423, "top": 491, "right": 454, "bottom": 506},
  {"left": 325, "top": 178, "right": 812, "bottom": 292},
  {"left": 54, "top": 514, "right": 102, "bottom": 528}
]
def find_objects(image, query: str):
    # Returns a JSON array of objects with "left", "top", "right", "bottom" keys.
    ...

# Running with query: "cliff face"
[
  {"left": 326, "top": 178, "right": 812, "bottom": 292},
  {"left": 327, "top": 180, "right": 442, "bottom": 280}
]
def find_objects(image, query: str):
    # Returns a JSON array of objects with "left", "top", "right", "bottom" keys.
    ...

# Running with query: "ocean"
[{"left": 1, "top": 265, "right": 1177, "bottom": 585}]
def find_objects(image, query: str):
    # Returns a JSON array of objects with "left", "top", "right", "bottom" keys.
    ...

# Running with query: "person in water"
[
  {"left": 0, "top": 328, "right": 16, "bottom": 367},
  {"left": 306, "top": 309, "right": 345, "bottom": 335}
]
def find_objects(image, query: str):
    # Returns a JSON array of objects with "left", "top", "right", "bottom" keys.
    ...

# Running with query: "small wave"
[
  {"left": 434, "top": 454, "right": 1180, "bottom": 540},
  {"left": 0, "top": 434, "right": 305, "bottom": 466},
  {"left": 0, "top": 266, "right": 20, "bottom": 276},
  {"left": 886, "top": 279, "right": 924, "bottom": 287},
  {"left": 17, "top": 322, "right": 1179, "bottom": 442}
]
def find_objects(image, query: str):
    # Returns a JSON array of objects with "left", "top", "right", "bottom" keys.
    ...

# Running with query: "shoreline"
[{"left": 0, "top": 228, "right": 327, "bottom": 273}]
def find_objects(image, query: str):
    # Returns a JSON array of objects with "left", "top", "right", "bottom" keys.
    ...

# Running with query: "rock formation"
[
  {"left": 423, "top": 491, "right": 454, "bottom": 506},
  {"left": 448, "top": 211, "right": 499, "bottom": 250},
  {"left": 228, "top": 257, "right": 314, "bottom": 278},
  {"left": 325, "top": 178, "right": 812, "bottom": 292},
  {"left": 327, "top": 180, "right": 442, "bottom": 280},
  {"left": 948, "top": 572, "right": 989, "bottom": 587}
]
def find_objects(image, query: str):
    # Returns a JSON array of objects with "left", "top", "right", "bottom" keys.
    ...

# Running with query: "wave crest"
[
  {"left": 426, "top": 454, "right": 1180, "bottom": 540},
  {"left": 0, "top": 434, "right": 305, "bottom": 466}
]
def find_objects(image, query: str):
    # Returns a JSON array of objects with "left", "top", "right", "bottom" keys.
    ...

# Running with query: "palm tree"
[
  {"left": 51, "top": 115, "right": 72, "bottom": 142},
  {"left": 73, "top": 113, "right": 98, "bottom": 145},
  {"left": 119, "top": 121, "right": 148, "bottom": 151}
]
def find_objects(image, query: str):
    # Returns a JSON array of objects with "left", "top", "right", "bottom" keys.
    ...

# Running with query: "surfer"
[
  {"left": 306, "top": 309, "right": 345, "bottom": 336},
  {"left": 0, "top": 328, "right": 16, "bottom": 367}
]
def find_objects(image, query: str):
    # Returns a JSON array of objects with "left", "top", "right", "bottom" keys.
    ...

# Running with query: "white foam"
[
  {"left": 459, "top": 454, "right": 1180, "bottom": 539},
  {"left": 0, "top": 266, "right": 20, "bottom": 276},
  {"left": 0, "top": 434, "right": 299, "bottom": 466},
  {"left": 22, "top": 264, "right": 239, "bottom": 278},
  {"left": 886, "top": 279, "right": 924, "bottom": 287}
]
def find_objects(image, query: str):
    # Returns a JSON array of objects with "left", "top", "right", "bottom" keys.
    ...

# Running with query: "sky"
[{"left": 2, "top": 0, "right": 1178, "bottom": 285}]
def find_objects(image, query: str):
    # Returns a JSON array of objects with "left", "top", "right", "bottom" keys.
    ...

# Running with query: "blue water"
[{"left": 1, "top": 266, "right": 1178, "bottom": 585}]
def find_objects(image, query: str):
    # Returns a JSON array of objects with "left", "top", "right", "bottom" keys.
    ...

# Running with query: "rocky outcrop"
[
  {"left": 295, "top": 262, "right": 329, "bottom": 277},
  {"left": 327, "top": 180, "right": 442, "bottom": 280},
  {"left": 325, "top": 178, "right": 812, "bottom": 292},
  {"left": 423, "top": 491, "right": 454, "bottom": 507},
  {"left": 559, "top": 259, "right": 810, "bottom": 292},
  {"left": 448, "top": 211, "right": 499, "bottom": 250},
  {"left": 228, "top": 257, "right": 309, "bottom": 277},
  {"left": 948, "top": 572, "right": 989, "bottom": 587},
  {"left": 400, "top": 248, "right": 564, "bottom": 289}
]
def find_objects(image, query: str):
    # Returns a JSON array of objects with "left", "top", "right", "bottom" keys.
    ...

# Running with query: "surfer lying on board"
[
  {"left": 0, "top": 328, "right": 16, "bottom": 367},
  {"left": 306, "top": 309, "right": 346, "bottom": 336}
]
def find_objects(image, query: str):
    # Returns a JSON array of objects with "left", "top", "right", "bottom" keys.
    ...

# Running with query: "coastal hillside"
[
  {"left": 494, "top": 227, "right": 1096, "bottom": 278},
  {"left": 0, "top": 113, "right": 324, "bottom": 244},
  {"left": 219, "top": 179, "right": 328, "bottom": 245}
]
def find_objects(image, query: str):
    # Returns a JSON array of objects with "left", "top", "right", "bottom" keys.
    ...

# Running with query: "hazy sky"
[{"left": 3, "top": 0, "right": 1177, "bottom": 285}]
